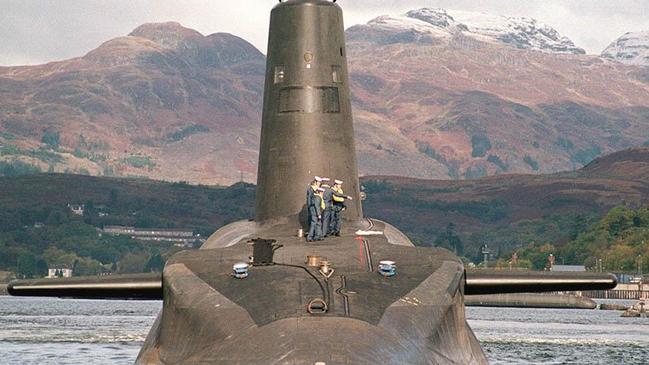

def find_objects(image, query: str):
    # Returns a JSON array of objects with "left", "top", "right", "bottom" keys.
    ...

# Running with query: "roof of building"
[{"left": 552, "top": 265, "right": 586, "bottom": 272}]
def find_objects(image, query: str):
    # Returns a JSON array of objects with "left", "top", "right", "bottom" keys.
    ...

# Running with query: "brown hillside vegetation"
[
  {"left": 1, "top": 19, "right": 649, "bottom": 184},
  {"left": 0, "top": 22, "right": 265, "bottom": 184},
  {"left": 0, "top": 148, "right": 646, "bottom": 262},
  {"left": 361, "top": 148, "right": 649, "bottom": 256},
  {"left": 347, "top": 23, "right": 649, "bottom": 180}
]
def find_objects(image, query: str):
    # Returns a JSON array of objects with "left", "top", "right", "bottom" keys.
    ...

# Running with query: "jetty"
[{"left": 583, "top": 283, "right": 649, "bottom": 300}]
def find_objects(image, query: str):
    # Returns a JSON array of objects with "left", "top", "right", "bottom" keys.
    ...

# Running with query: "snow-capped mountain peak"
[
  {"left": 404, "top": 8, "right": 469, "bottom": 32},
  {"left": 357, "top": 8, "right": 585, "bottom": 55},
  {"left": 601, "top": 31, "right": 649, "bottom": 66}
]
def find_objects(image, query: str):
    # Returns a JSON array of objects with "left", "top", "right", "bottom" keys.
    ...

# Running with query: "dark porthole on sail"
[{"left": 278, "top": 86, "right": 340, "bottom": 114}]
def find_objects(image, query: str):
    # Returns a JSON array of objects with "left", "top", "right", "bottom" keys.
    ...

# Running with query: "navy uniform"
[
  {"left": 331, "top": 180, "right": 352, "bottom": 236},
  {"left": 321, "top": 180, "right": 334, "bottom": 237},
  {"left": 306, "top": 176, "right": 322, "bottom": 231},
  {"left": 307, "top": 187, "right": 325, "bottom": 242}
]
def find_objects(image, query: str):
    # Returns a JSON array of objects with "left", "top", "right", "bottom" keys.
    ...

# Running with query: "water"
[
  {"left": 0, "top": 297, "right": 159, "bottom": 365},
  {"left": 467, "top": 301, "right": 649, "bottom": 365},
  {"left": 0, "top": 296, "right": 647, "bottom": 364}
]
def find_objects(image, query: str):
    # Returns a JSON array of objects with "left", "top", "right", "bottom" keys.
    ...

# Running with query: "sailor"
[
  {"left": 307, "top": 187, "right": 325, "bottom": 242},
  {"left": 306, "top": 176, "right": 322, "bottom": 229},
  {"left": 331, "top": 179, "right": 352, "bottom": 236},
  {"left": 321, "top": 178, "right": 334, "bottom": 237}
]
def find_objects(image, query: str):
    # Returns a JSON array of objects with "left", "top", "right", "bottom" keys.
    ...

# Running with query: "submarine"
[{"left": 8, "top": 1, "right": 617, "bottom": 364}]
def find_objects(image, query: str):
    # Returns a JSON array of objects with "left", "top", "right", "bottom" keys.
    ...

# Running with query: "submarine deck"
[{"left": 168, "top": 219, "right": 464, "bottom": 326}]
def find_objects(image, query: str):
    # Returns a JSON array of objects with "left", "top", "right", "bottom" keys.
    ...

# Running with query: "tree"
[
  {"left": 435, "top": 223, "right": 464, "bottom": 255},
  {"left": 109, "top": 189, "right": 119, "bottom": 205},
  {"left": 117, "top": 252, "right": 149, "bottom": 273},
  {"left": 74, "top": 257, "right": 104, "bottom": 276},
  {"left": 144, "top": 253, "right": 165, "bottom": 273},
  {"left": 606, "top": 244, "right": 635, "bottom": 271},
  {"left": 46, "top": 210, "right": 68, "bottom": 226},
  {"left": 16, "top": 253, "right": 47, "bottom": 278},
  {"left": 83, "top": 200, "right": 95, "bottom": 225},
  {"left": 41, "top": 129, "right": 60, "bottom": 149}
]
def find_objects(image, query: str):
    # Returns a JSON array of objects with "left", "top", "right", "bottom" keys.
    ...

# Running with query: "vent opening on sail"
[{"left": 278, "top": 87, "right": 340, "bottom": 114}]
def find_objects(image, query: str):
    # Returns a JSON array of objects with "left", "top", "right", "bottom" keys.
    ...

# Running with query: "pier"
[{"left": 582, "top": 283, "right": 649, "bottom": 300}]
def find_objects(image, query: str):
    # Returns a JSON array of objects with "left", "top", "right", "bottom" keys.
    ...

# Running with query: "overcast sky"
[{"left": 1, "top": 0, "right": 648, "bottom": 66}]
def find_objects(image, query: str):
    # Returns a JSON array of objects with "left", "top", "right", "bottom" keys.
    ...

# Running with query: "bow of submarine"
[
  {"left": 135, "top": 218, "right": 487, "bottom": 365},
  {"left": 137, "top": 1, "right": 487, "bottom": 363}
]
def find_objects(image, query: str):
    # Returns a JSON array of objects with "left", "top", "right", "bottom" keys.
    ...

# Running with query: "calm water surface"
[{"left": 0, "top": 296, "right": 647, "bottom": 364}]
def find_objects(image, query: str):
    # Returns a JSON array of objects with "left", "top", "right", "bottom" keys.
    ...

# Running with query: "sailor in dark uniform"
[
  {"left": 306, "top": 176, "right": 322, "bottom": 233},
  {"left": 307, "top": 187, "right": 325, "bottom": 242},
  {"left": 321, "top": 178, "right": 334, "bottom": 237},
  {"left": 331, "top": 179, "right": 352, "bottom": 236}
]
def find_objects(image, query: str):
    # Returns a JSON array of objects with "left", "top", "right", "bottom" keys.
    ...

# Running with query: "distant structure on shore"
[
  {"left": 47, "top": 267, "right": 73, "bottom": 278},
  {"left": 551, "top": 265, "right": 586, "bottom": 272},
  {"left": 100, "top": 226, "right": 203, "bottom": 247},
  {"left": 67, "top": 204, "right": 84, "bottom": 216}
]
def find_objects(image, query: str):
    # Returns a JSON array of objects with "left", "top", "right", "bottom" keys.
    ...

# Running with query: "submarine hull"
[
  {"left": 136, "top": 3, "right": 486, "bottom": 362},
  {"left": 136, "top": 219, "right": 487, "bottom": 364}
]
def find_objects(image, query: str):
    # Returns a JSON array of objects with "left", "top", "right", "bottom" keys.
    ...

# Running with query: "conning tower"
[{"left": 255, "top": 0, "right": 362, "bottom": 223}]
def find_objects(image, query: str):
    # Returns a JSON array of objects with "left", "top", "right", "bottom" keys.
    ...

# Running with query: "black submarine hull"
[{"left": 135, "top": 219, "right": 488, "bottom": 364}]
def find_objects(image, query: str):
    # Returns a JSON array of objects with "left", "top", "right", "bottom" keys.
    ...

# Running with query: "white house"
[{"left": 47, "top": 268, "right": 73, "bottom": 278}]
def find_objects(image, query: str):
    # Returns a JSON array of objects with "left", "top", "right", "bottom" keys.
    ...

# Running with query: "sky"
[{"left": 1, "top": 0, "right": 648, "bottom": 66}]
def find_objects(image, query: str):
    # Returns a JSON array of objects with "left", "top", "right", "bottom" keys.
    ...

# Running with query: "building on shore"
[
  {"left": 551, "top": 265, "right": 586, "bottom": 272},
  {"left": 47, "top": 267, "right": 73, "bottom": 278},
  {"left": 101, "top": 226, "right": 204, "bottom": 247},
  {"left": 67, "top": 204, "right": 84, "bottom": 216}
]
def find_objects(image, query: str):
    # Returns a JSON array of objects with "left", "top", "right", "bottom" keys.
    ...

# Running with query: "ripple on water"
[{"left": 1, "top": 297, "right": 649, "bottom": 364}]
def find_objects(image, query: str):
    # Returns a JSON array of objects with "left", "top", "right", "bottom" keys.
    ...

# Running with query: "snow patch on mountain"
[
  {"left": 359, "top": 8, "right": 585, "bottom": 55},
  {"left": 601, "top": 31, "right": 649, "bottom": 66}
]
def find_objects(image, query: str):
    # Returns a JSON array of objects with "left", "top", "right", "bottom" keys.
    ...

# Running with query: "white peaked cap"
[
  {"left": 314, "top": 176, "right": 323, "bottom": 182},
  {"left": 334, "top": 179, "right": 343, "bottom": 184},
  {"left": 317, "top": 187, "right": 325, "bottom": 192},
  {"left": 321, "top": 177, "right": 331, "bottom": 181}
]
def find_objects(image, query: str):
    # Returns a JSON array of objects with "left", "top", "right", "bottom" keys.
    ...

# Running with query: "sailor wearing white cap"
[
  {"left": 321, "top": 178, "right": 334, "bottom": 237},
  {"left": 306, "top": 176, "right": 322, "bottom": 235},
  {"left": 307, "top": 187, "right": 325, "bottom": 242},
  {"left": 331, "top": 179, "right": 353, "bottom": 236}
]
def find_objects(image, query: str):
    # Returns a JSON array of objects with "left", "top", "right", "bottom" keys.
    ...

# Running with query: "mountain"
[
  {"left": 601, "top": 31, "right": 649, "bottom": 66},
  {"left": 0, "top": 22, "right": 265, "bottom": 184},
  {"left": 354, "top": 8, "right": 585, "bottom": 54},
  {"left": 361, "top": 147, "right": 649, "bottom": 257},
  {"left": 2, "top": 14, "right": 649, "bottom": 184},
  {"left": 347, "top": 8, "right": 649, "bottom": 179}
]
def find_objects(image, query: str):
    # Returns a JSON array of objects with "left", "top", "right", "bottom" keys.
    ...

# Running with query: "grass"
[{"left": 123, "top": 155, "right": 156, "bottom": 169}]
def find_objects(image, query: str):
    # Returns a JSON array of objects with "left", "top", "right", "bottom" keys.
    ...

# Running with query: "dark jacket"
[
  {"left": 313, "top": 195, "right": 324, "bottom": 216},
  {"left": 306, "top": 184, "right": 316, "bottom": 208},
  {"left": 322, "top": 186, "right": 334, "bottom": 208}
]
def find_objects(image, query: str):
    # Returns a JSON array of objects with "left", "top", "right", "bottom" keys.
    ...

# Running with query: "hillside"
[
  {"left": 0, "top": 174, "right": 254, "bottom": 278},
  {"left": 361, "top": 147, "right": 649, "bottom": 260},
  {"left": 346, "top": 9, "right": 649, "bottom": 180},
  {"left": 0, "top": 174, "right": 255, "bottom": 235},
  {"left": 1, "top": 12, "right": 649, "bottom": 184},
  {"left": 0, "top": 22, "right": 265, "bottom": 184},
  {"left": 1, "top": 148, "right": 647, "bottom": 276}
]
